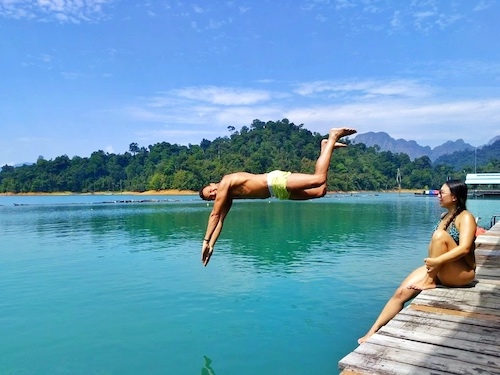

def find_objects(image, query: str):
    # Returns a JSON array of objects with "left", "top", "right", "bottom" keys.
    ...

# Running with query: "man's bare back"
[{"left": 221, "top": 172, "right": 271, "bottom": 199}]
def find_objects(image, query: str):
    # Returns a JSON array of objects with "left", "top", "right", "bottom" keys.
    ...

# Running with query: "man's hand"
[{"left": 202, "top": 241, "right": 214, "bottom": 267}]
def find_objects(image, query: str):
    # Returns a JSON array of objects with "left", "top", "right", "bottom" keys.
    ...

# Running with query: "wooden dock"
[{"left": 339, "top": 222, "right": 500, "bottom": 375}]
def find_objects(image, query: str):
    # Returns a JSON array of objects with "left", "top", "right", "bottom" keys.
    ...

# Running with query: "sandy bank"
[{"left": 0, "top": 189, "right": 197, "bottom": 196}]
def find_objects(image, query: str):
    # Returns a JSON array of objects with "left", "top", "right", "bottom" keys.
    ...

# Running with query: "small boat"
[{"left": 414, "top": 189, "right": 439, "bottom": 196}]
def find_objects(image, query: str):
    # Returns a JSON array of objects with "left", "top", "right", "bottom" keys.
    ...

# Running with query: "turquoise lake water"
[{"left": 0, "top": 193, "right": 498, "bottom": 375}]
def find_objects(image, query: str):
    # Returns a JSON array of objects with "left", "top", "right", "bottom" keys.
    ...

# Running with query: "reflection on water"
[
  {"left": 0, "top": 193, "right": 498, "bottom": 374},
  {"left": 201, "top": 356, "right": 217, "bottom": 375}
]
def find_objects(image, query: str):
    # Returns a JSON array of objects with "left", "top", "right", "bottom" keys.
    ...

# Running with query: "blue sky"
[{"left": 1, "top": 0, "right": 499, "bottom": 165}]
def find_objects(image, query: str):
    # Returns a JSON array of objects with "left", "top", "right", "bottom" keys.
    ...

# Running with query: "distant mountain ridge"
[
  {"left": 352, "top": 132, "right": 484, "bottom": 161},
  {"left": 488, "top": 135, "right": 500, "bottom": 145}
]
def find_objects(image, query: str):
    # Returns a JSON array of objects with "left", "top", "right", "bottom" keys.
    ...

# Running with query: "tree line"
[{"left": 1, "top": 119, "right": 499, "bottom": 194}]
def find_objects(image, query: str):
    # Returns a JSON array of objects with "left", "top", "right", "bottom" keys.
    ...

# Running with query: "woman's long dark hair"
[{"left": 442, "top": 179, "right": 468, "bottom": 230}]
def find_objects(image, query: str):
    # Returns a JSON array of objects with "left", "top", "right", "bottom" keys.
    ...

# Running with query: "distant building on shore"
[{"left": 465, "top": 173, "right": 500, "bottom": 198}]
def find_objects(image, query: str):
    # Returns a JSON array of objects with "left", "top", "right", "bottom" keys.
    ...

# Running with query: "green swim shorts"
[{"left": 267, "top": 170, "right": 291, "bottom": 200}]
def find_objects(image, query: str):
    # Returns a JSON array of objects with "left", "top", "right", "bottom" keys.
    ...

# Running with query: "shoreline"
[
  {"left": 0, "top": 189, "right": 197, "bottom": 196},
  {"left": 0, "top": 189, "right": 423, "bottom": 196}
]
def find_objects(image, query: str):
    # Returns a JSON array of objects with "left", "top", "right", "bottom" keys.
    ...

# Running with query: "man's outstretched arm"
[{"left": 202, "top": 178, "right": 233, "bottom": 266}]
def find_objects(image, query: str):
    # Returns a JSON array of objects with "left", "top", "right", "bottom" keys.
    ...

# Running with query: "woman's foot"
[
  {"left": 357, "top": 332, "right": 373, "bottom": 344},
  {"left": 407, "top": 275, "right": 437, "bottom": 290}
]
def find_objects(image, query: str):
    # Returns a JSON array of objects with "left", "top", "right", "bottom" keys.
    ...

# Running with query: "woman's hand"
[{"left": 424, "top": 257, "right": 441, "bottom": 273}]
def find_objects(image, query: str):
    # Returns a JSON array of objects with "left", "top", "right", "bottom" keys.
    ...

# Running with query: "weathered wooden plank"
[
  {"left": 475, "top": 236, "right": 500, "bottom": 246},
  {"left": 384, "top": 318, "right": 500, "bottom": 350},
  {"left": 477, "top": 266, "right": 500, "bottom": 273},
  {"left": 414, "top": 286, "right": 500, "bottom": 306},
  {"left": 476, "top": 256, "right": 500, "bottom": 264},
  {"left": 476, "top": 269, "right": 500, "bottom": 278},
  {"left": 476, "top": 236, "right": 500, "bottom": 242},
  {"left": 408, "top": 304, "right": 500, "bottom": 322},
  {"left": 476, "top": 247, "right": 500, "bottom": 254},
  {"left": 475, "top": 255, "right": 496, "bottom": 263},
  {"left": 355, "top": 334, "right": 500, "bottom": 374},
  {"left": 476, "top": 269, "right": 500, "bottom": 279},
  {"left": 339, "top": 370, "right": 366, "bottom": 375},
  {"left": 476, "top": 248, "right": 500, "bottom": 253},
  {"left": 477, "top": 231, "right": 500, "bottom": 235},
  {"left": 391, "top": 316, "right": 500, "bottom": 342},
  {"left": 477, "top": 231, "right": 500, "bottom": 236},
  {"left": 412, "top": 297, "right": 500, "bottom": 316},
  {"left": 339, "top": 338, "right": 500, "bottom": 375},
  {"left": 415, "top": 289, "right": 500, "bottom": 307},
  {"left": 339, "top": 350, "right": 451, "bottom": 375},
  {"left": 476, "top": 266, "right": 500, "bottom": 274},
  {"left": 413, "top": 295, "right": 500, "bottom": 311},
  {"left": 396, "top": 306, "right": 500, "bottom": 330},
  {"left": 475, "top": 277, "right": 500, "bottom": 286},
  {"left": 476, "top": 259, "right": 500, "bottom": 267},
  {"left": 378, "top": 325, "right": 500, "bottom": 358},
  {"left": 419, "top": 282, "right": 500, "bottom": 296},
  {"left": 487, "top": 222, "right": 500, "bottom": 231}
]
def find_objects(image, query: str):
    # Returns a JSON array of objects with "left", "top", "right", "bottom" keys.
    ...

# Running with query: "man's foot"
[
  {"left": 407, "top": 275, "right": 437, "bottom": 291},
  {"left": 320, "top": 139, "right": 328, "bottom": 152},
  {"left": 329, "top": 127, "right": 357, "bottom": 141},
  {"left": 321, "top": 139, "right": 346, "bottom": 149},
  {"left": 320, "top": 140, "right": 346, "bottom": 156}
]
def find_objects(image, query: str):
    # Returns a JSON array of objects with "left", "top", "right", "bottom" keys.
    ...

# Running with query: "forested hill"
[
  {"left": 1, "top": 119, "right": 499, "bottom": 194},
  {"left": 434, "top": 140, "right": 500, "bottom": 171}
]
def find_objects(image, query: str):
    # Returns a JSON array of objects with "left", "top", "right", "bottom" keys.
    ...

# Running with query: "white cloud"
[
  {"left": 473, "top": 0, "right": 494, "bottom": 12},
  {"left": 315, "top": 13, "right": 327, "bottom": 22},
  {"left": 122, "top": 80, "right": 500, "bottom": 148},
  {"left": 436, "top": 13, "right": 462, "bottom": 29},
  {"left": 61, "top": 71, "right": 80, "bottom": 80},
  {"left": 193, "top": 5, "right": 204, "bottom": 14},
  {"left": 170, "top": 86, "right": 272, "bottom": 105},
  {"left": 285, "top": 98, "right": 500, "bottom": 145},
  {"left": 335, "top": 0, "right": 357, "bottom": 10},
  {"left": 39, "top": 53, "right": 53, "bottom": 63},
  {"left": 293, "top": 79, "right": 433, "bottom": 99},
  {"left": 0, "top": 0, "right": 113, "bottom": 22},
  {"left": 207, "top": 18, "right": 227, "bottom": 29},
  {"left": 390, "top": 10, "right": 402, "bottom": 28}
]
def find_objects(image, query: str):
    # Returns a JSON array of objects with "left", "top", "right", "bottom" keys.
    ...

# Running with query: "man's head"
[{"left": 199, "top": 183, "right": 218, "bottom": 201}]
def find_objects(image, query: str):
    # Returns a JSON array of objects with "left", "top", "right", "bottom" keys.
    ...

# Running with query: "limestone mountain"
[
  {"left": 488, "top": 135, "right": 500, "bottom": 146},
  {"left": 353, "top": 132, "right": 475, "bottom": 161}
]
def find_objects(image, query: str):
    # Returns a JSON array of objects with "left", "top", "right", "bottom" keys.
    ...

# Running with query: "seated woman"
[{"left": 358, "top": 179, "right": 476, "bottom": 344}]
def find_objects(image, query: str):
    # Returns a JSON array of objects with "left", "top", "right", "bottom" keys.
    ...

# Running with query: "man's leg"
[{"left": 287, "top": 127, "right": 356, "bottom": 199}]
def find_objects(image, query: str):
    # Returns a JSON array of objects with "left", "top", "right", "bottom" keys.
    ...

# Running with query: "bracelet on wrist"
[{"left": 203, "top": 238, "right": 210, "bottom": 242}]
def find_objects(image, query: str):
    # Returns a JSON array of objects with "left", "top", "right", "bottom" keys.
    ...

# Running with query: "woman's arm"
[{"left": 432, "top": 210, "right": 477, "bottom": 265}]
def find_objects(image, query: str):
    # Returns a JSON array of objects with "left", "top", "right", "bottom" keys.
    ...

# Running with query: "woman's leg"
[
  {"left": 408, "top": 229, "right": 474, "bottom": 290},
  {"left": 434, "top": 232, "right": 475, "bottom": 287},
  {"left": 358, "top": 266, "right": 426, "bottom": 344}
]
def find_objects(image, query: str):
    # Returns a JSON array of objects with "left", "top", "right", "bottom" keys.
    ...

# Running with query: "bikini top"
[{"left": 434, "top": 220, "right": 460, "bottom": 244}]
